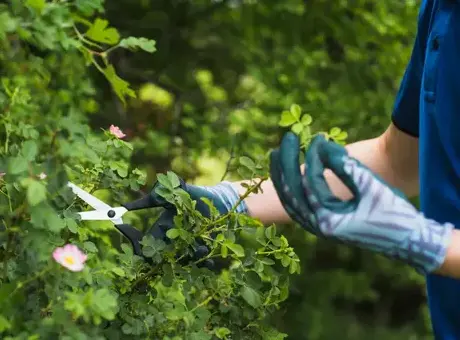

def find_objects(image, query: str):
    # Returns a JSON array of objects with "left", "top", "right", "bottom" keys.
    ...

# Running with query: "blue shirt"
[{"left": 391, "top": 0, "right": 460, "bottom": 338}]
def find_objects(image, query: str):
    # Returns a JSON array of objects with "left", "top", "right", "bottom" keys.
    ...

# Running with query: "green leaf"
[
  {"left": 156, "top": 173, "right": 173, "bottom": 190},
  {"left": 259, "top": 257, "right": 275, "bottom": 265},
  {"left": 167, "top": 171, "right": 181, "bottom": 188},
  {"left": 278, "top": 110, "right": 297, "bottom": 127},
  {"left": 21, "top": 140, "right": 38, "bottom": 161},
  {"left": 84, "top": 241, "right": 98, "bottom": 253},
  {"left": 290, "top": 104, "right": 302, "bottom": 120},
  {"left": 119, "top": 37, "right": 157, "bottom": 53},
  {"left": 166, "top": 228, "right": 180, "bottom": 239},
  {"left": 241, "top": 286, "right": 262, "bottom": 308},
  {"left": 25, "top": 0, "right": 46, "bottom": 13},
  {"left": 281, "top": 255, "right": 291, "bottom": 267},
  {"left": 301, "top": 114, "right": 312, "bottom": 126},
  {"left": 86, "top": 18, "right": 120, "bottom": 45},
  {"left": 0, "top": 315, "right": 11, "bottom": 332},
  {"left": 265, "top": 225, "right": 276, "bottom": 240},
  {"left": 102, "top": 65, "right": 136, "bottom": 106},
  {"left": 221, "top": 244, "right": 228, "bottom": 258},
  {"left": 65, "top": 218, "right": 78, "bottom": 233},
  {"left": 27, "top": 180, "right": 47, "bottom": 206},
  {"left": 225, "top": 242, "right": 245, "bottom": 257},
  {"left": 329, "top": 127, "right": 341, "bottom": 137},
  {"left": 75, "top": 0, "right": 104, "bottom": 16},
  {"left": 215, "top": 327, "right": 231, "bottom": 339},
  {"left": 112, "top": 267, "right": 125, "bottom": 277},
  {"left": 239, "top": 156, "right": 255, "bottom": 169},
  {"left": 291, "top": 122, "right": 303, "bottom": 135},
  {"left": 8, "top": 156, "right": 28, "bottom": 174}
]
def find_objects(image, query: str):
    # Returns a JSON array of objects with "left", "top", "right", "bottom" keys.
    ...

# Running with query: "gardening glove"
[
  {"left": 270, "top": 132, "right": 453, "bottom": 274},
  {"left": 126, "top": 177, "right": 248, "bottom": 268}
]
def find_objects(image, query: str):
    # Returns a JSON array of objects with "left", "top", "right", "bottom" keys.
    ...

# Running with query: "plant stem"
[{"left": 12, "top": 265, "right": 53, "bottom": 295}]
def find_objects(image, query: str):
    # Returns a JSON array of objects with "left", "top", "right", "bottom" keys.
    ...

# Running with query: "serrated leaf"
[
  {"left": 241, "top": 286, "right": 262, "bottom": 308},
  {"left": 239, "top": 156, "right": 255, "bottom": 169},
  {"left": 27, "top": 180, "right": 47, "bottom": 206},
  {"left": 281, "top": 255, "right": 291, "bottom": 267},
  {"left": 156, "top": 173, "right": 173, "bottom": 190},
  {"left": 225, "top": 242, "right": 245, "bottom": 257},
  {"left": 278, "top": 110, "right": 297, "bottom": 127},
  {"left": 102, "top": 65, "right": 136, "bottom": 106},
  {"left": 167, "top": 171, "right": 180, "bottom": 188},
  {"left": 119, "top": 37, "right": 157, "bottom": 53},
  {"left": 86, "top": 18, "right": 120, "bottom": 45}
]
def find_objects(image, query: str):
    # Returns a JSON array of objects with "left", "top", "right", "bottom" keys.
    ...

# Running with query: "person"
[{"left": 148, "top": 1, "right": 460, "bottom": 338}]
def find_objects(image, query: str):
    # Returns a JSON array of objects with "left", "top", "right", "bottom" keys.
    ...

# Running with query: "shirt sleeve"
[{"left": 391, "top": 0, "right": 433, "bottom": 137}]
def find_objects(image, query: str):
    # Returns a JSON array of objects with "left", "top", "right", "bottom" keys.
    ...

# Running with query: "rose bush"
[{"left": 0, "top": 1, "right": 306, "bottom": 339}]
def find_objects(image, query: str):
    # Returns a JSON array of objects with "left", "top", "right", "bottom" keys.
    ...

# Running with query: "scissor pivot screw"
[{"left": 107, "top": 210, "right": 116, "bottom": 218}]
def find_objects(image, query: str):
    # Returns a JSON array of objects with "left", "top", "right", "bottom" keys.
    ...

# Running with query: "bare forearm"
[{"left": 234, "top": 124, "right": 419, "bottom": 225}]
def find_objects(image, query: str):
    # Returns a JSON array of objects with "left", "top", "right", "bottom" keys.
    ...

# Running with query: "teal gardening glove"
[
  {"left": 141, "top": 177, "right": 248, "bottom": 269},
  {"left": 270, "top": 132, "right": 453, "bottom": 274}
]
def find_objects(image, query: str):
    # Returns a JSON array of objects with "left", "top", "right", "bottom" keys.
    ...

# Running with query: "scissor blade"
[
  {"left": 77, "top": 207, "right": 128, "bottom": 223},
  {"left": 67, "top": 182, "right": 112, "bottom": 211},
  {"left": 77, "top": 210, "right": 111, "bottom": 221}
]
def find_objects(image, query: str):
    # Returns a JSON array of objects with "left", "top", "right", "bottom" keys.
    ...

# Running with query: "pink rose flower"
[
  {"left": 109, "top": 125, "right": 126, "bottom": 139},
  {"left": 52, "top": 244, "right": 87, "bottom": 272}
]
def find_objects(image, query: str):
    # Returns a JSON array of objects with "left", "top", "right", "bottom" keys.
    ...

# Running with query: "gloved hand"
[
  {"left": 129, "top": 177, "right": 248, "bottom": 269},
  {"left": 270, "top": 132, "right": 453, "bottom": 274}
]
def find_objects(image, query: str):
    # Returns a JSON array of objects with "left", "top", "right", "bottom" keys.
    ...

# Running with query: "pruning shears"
[{"left": 67, "top": 181, "right": 175, "bottom": 257}]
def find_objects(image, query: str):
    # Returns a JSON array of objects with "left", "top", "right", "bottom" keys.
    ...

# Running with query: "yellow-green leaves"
[
  {"left": 86, "top": 18, "right": 120, "bottom": 45},
  {"left": 25, "top": 0, "right": 46, "bottom": 13},
  {"left": 279, "top": 104, "right": 313, "bottom": 147},
  {"left": 102, "top": 65, "right": 136, "bottom": 106},
  {"left": 119, "top": 37, "right": 157, "bottom": 53}
]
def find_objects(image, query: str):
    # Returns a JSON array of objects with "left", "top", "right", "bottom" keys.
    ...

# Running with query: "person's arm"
[{"left": 234, "top": 123, "right": 419, "bottom": 225}]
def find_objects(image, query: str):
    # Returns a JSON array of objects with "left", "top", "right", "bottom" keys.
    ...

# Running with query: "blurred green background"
[{"left": 88, "top": 1, "right": 429, "bottom": 338}]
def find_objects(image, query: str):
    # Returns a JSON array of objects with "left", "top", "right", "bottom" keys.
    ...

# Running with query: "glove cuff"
[
  {"left": 211, "top": 181, "right": 249, "bottom": 214},
  {"left": 406, "top": 219, "right": 454, "bottom": 275}
]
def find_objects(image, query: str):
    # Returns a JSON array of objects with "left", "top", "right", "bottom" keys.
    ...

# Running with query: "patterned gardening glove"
[{"left": 270, "top": 132, "right": 453, "bottom": 274}]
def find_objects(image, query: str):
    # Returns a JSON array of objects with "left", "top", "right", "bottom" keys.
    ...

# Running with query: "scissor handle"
[
  {"left": 114, "top": 223, "right": 144, "bottom": 256},
  {"left": 122, "top": 178, "right": 187, "bottom": 211}
]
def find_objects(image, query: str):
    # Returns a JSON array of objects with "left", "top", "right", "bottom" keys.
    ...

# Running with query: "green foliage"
[{"left": 0, "top": 1, "right": 300, "bottom": 338}]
